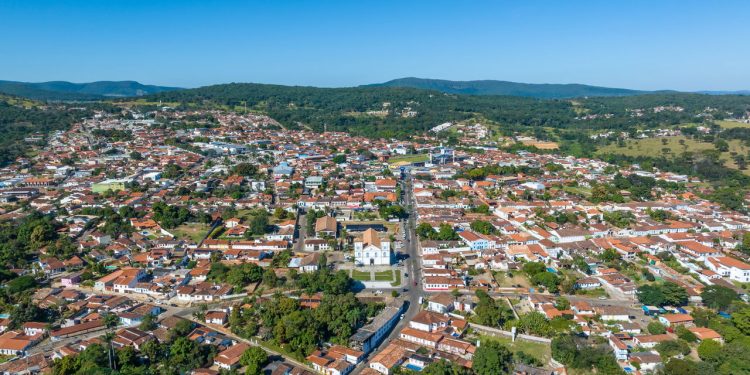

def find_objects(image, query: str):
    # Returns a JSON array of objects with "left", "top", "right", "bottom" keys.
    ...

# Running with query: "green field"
[
  {"left": 479, "top": 335, "right": 551, "bottom": 365},
  {"left": 563, "top": 185, "right": 592, "bottom": 198},
  {"left": 171, "top": 222, "right": 211, "bottom": 243},
  {"left": 374, "top": 270, "right": 394, "bottom": 281},
  {"left": 597, "top": 135, "right": 750, "bottom": 175},
  {"left": 352, "top": 270, "right": 371, "bottom": 281},
  {"left": 388, "top": 154, "right": 429, "bottom": 165},
  {"left": 391, "top": 270, "right": 402, "bottom": 287},
  {"left": 717, "top": 120, "right": 750, "bottom": 129}
]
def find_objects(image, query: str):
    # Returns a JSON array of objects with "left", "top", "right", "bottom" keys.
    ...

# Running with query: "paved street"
[{"left": 351, "top": 173, "right": 424, "bottom": 374}]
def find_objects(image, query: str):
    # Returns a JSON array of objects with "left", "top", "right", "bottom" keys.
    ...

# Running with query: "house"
[
  {"left": 658, "top": 314, "right": 693, "bottom": 327},
  {"left": 112, "top": 328, "right": 153, "bottom": 350},
  {"left": 368, "top": 343, "right": 406, "bottom": 375},
  {"left": 305, "top": 176, "right": 324, "bottom": 190},
  {"left": 61, "top": 273, "right": 82, "bottom": 287},
  {"left": 629, "top": 351, "right": 662, "bottom": 372},
  {"left": 632, "top": 334, "right": 673, "bottom": 349},
  {"left": 205, "top": 311, "right": 229, "bottom": 326},
  {"left": 609, "top": 335, "right": 629, "bottom": 360},
  {"left": 307, "top": 352, "right": 352, "bottom": 375},
  {"left": 315, "top": 216, "right": 338, "bottom": 238},
  {"left": 225, "top": 218, "right": 242, "bottom": 228},
  {"left": 423, "top": 276, "right": 464, "bottom": 291},
  {"left": 458, "top": 231, "right": 491, "bottom": 250},
  {"left": 398, "top": 327, "right": 443, "bottom": 348},
  {"left": 0, "top": 331, "right": 35, "bottom": 356},
  {"left": 595, "top": 306, "right": 630, "bottom": 322},
  {"left": 705, "top": 256, "right": 750, "bottom": 283},
  {"left": 427, "top": 293, "right": 455, "bottom": 314},
  {"left": 354, "top": 229, "right": 392, "bottom": 266},
  {"left": 575, "top": 277, "right": 601, "bottom": 290},
  {"left": 304, "top": 238, "right": 331, "bottom": 252},
  {"left": 688, "top": 327, "right": 722, "bottom": 343},
  {"left": 22, "top": 322, "right": 48, "bottom": 337},
  {"left": 409, "top": 311, "right": 450, "bottom": 333},
  {"left": 437, "top": 337, "right": 475, "bottom": 359},
  {"left": 214, "top": 342, "right": 250, "bottom": 371}
]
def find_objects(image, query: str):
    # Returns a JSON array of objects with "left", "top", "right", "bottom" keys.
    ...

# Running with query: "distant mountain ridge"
[
  {"left": 0, "top": 80, "right": 181, "bottom": 100},
  {"left": 367, "top": 77, "right": 653, "bottom": 99}
]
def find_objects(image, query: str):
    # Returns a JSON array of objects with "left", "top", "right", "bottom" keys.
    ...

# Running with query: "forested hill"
[
  {"left": 367, "top": 77, "right": 649, "bottom": 98},
  {"left": 0, "top": 80, "right": 181, "bottom": 101},
  {"left": 0, "top": 96, "right": 91, "bottom": 166},
  {"left": 145, "top": 83, "right": 750, "bottom": 139}
]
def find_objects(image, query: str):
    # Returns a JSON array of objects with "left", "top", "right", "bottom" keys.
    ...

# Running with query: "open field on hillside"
[
  {"left": 716, "top": 120, "right": 750, "bottom": 129},
  {"left": 597, "top": 135, "right": 750, "bottom": 174}
]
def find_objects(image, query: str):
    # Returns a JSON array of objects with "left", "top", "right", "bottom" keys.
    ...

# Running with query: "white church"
[{"left": 354, "top": 228, "right": 392, "bottom": 266}]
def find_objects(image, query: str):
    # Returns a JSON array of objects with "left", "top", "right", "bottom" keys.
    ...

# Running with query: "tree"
[
  {"left": 240, "top": 346, "right": 269, "bottom": 375},
  {"left": 139, "top": 313, "right": 156, "bottom": 331},
  {"left": 531, "top": 272, "right": 559, "bottom": 293},
  {"left": 421, "top": 359, "right": 472, "bottom": 375},
  {"left": 655, "top": 340, "right": 691, "bottom": 358},
  {"left": 663, "top": 358, "right": 700, "bottom": 375},
  {"left": 661, "top": 281, "right": 688, "bottom": 306},
  {"left": 522, "top": 262, "right": 547, "bottom": 277},
  {"left": 470, "top": 220, "right": 495, "bottom": 235},
  {"left": 263, "top": 267, "right": 279, "bottom": 287},
  {"left": 637, "top": 282, "right": 687, "bottom": 307},
  {"left": 232, "top": 163, "right": 259, "bottom": 177},
  {"left": 701, "top": 285, "right": 738, "bottom": 310},
  {"left": 551, "top": 334, "right": 578, "bottom": 366},
  {"left": 473, "top": 290, "right": 513, "bottom": 328},
  {"left": 473, "top": 340, "right": 513, "bottom": 375},
  {"left": 116, "top": 345, "right": 137, "bottom": 368},
  {"left": 516, "top": 312, "right": 551, "bottom": 337},
  {"left": 648, "top": 321, "right": 667, "bottom": 334},
  {"left": 416, "top": 223, "right": 436, "bottom": 239},
  {"left": 731, "top": 307, "right": 750, "bottom": 335},
  {"left": 697, "top": 339, "right": 722, "bottom": 361},
  {"left": 103, "top": 313, "right": 119, "bottom": 329},
  {"left": 555, "top": 297, "right": 570, "bottom": 310}
]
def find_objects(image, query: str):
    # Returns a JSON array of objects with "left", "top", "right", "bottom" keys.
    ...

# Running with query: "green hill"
[
  {"left": 146, "top": 83, "right": 750, "bottom": 141},
  {"left": 0, "top": 80, "right": 181, "bottom": 101},
  {"left": 367, "top": 77, "right": 650, "bottom": 98}
]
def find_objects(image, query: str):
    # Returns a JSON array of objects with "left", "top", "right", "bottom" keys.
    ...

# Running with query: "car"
[
  {"left": 598, "top": 296, "right": 607, "bottom": 300},
  {"left": 404, "top": 273, "right": 408, "bottom": 278}
]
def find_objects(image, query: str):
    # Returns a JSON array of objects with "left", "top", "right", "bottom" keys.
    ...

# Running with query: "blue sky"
[{"left": 1, "top": 0, "right": 749, "bottom": 90}]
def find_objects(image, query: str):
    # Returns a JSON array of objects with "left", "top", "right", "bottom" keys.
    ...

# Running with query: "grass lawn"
[
  {"left": 391, "top": 270, "right": 402, "bottom": 287},
  {"left": 351, "top": 270, "right": 371, "bottom": 281},
  {"left": 374, "top": 270, "right": 394, "bottom": 281},
  {"left": 563, "top": 185, "right": 592, "bottom": 198},
  {"left": 260, "top": 339, "right": 305, "bottom": 362},
  {"left": 494, "top": 272, "right": 531, "bottom": 289},
  {"left": 172, "top": 222, "right": 211, "bottom": 243},
  {"left": 479, "top": 335, "right": 551, "bottom": 365},
  {"left": 388, "top": 154, "right": 429, "bottom": 165},
  {"left": 575, "top": 288, "right": 609, "bottom": 298}
]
